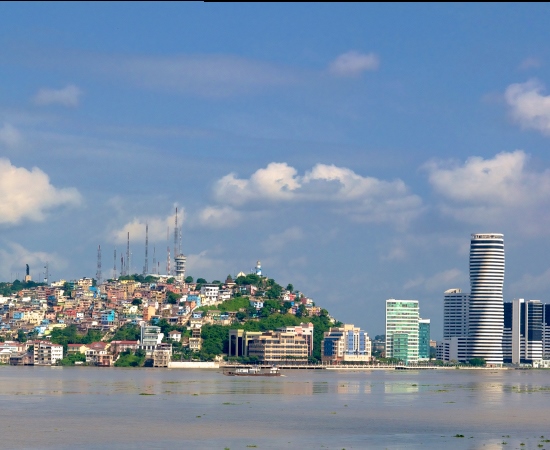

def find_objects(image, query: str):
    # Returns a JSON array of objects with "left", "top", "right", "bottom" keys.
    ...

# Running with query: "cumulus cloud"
[
  {"left": 214, "top": 162, "right": 422, "bottom": 228},
  {"left": 0, "top": 242, "right": 67, "bottom": 280},
  {"left": 425, "top": 150, "right": 550, "bottom": 233},
  {"left": 109, "top": 208, "right": 184, "bottom": 244},
  {"left": 0, "top": 123, "right": 22, "bottom": 147},
  {"left": 0, "top": 158, "right": 82, "bottom": 225},
  {"left": 504, "top": 79, "right": 550, "bottom": 135},
  {"left": 186, "top": 249, "right": 227, "bottom": 275},
  {"left": 403, "top": 268, "right": 466, "bottom": 293},
  {"left": 196, "top": 206, "right": 242, "bottom": 228},
  {"left": 329, "top": 51, "right": 380, "bottom": 77},
  {"left": 34, "top": 84, "right": 82, "bottom": 107},
  {"left": 263, "top": 226, "right": 304, "bottom": 252}
]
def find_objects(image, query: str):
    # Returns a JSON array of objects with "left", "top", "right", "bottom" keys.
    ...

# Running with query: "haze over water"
[{"left": 1, "top": 367, "right": 550, "bottom": 449}]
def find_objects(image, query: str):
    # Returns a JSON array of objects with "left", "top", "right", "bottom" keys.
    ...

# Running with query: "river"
[{"left": 1, "top": 366, "right": 549, "bottom": 449}]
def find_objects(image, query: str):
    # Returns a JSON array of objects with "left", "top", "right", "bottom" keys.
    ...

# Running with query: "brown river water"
[{"left": 1, "top": 366, "right": 550, "bottom": 449}]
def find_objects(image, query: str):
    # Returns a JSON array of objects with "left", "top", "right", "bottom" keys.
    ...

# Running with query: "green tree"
[
  {"left": 17, "top": 329, "right": 27, "bottom": 343},
  {"left": 196, "top": 278, "right": 207, "bottom": 284},
  {"left": 166, "top": 277, "right": 175, "bottom": 284},
  {"left": 131, "top": 298, "right": 142, "bottom": 306},
  {"left": 286, "top": 283, "right": 294, "bottom": 292},
  {"left": 185, "top": 276, "right": 194, "bottom": 283},
  {"left": 469, "top": 358, "right": 486, "bottom": 367},
  {"left": 110, "top": 323, "right": 140, "bottom": 341},
  {"left": 166, "top": 291, "right": 182, "bottom": 304}
]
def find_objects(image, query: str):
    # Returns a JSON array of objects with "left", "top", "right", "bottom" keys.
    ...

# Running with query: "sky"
[{"left": 2, "top": 3, "right": 550, "bottom": 338}]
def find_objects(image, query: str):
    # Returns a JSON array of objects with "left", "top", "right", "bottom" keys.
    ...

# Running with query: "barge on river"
[{"left": 223, "top": 366, "right": 282, "bottom": 376}]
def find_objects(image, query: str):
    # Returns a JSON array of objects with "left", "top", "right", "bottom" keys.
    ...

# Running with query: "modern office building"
[
  {"left": 385, "top": 299, "right": 419, "bottom": 364},
  {"left": 418, "top": 318, "right": 431, "bottom": 360},
  {"left": 503, "top": 299, "right": 543, "bottom": 364},
  {"left": 544, "top": 304, "right": 550, "bottom": 360},
  {"left": 321, "top": 324, "right": 371, "bottom": 363},
  {"left": 468, "top": 233, "right": 505, "bottom": 366},
  {"left": 444, "top": 288, "right": 470, "bottom": 339}
]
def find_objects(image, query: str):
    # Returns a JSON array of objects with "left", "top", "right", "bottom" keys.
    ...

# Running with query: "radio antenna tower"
[
  {"left": 96, "top": 245, "right": 102, "bottom": 285},
  {"left": 126, "top": 232, "right": 130, "bottom": 277},
  {"left": 152, "top": 246, "right": 156, "bottom": 275},
  {"left": 143, "top": 223, "right": 149, "bottom": 276},
  {"left": 174, "top": 207, "right": 179, "bottom": 275},
  {"left": 113, "top": 249, "right": 117, "bottom": 279},
  {"left": 166, "top": 246, "right": 171, "bottom": 276},
  {"left": 120, "top": 256, "right": 124, "bottom": 277}
]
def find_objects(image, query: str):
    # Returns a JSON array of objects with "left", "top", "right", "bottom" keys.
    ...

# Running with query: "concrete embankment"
[{"left": 168, "top": 362, "right": 220, "bottom": 369}]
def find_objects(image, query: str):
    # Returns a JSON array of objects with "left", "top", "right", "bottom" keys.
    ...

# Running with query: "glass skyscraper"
[{"left": 385, "top": 299, "right": 419, "bottom": 364}]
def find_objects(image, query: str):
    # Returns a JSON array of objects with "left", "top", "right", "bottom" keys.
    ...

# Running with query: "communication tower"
[
  {"left": 143, "top": 223, "right": 149, "bottom": 276},
  {"left": 96, "top": 245, "right": 102, "bottom": 285}
]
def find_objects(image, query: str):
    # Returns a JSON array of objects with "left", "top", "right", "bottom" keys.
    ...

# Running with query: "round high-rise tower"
[{"left": 468, "top": 233, "right": 504, "bottom": 366}]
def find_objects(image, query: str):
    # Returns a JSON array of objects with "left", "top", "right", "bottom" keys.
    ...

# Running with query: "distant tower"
[
  {"left": 166, "top": 246, "right": 171, "bottom": 276},
  {"left": 174, "top": 207, "right": 179, "bottom": 276},
  {"left": 256, "top": 260, "right": 262, "bottom": 276},
  {"left": 113, "top": 249, "right": 117, "bottom": 279},
  {"left": 143, "top": 223, "right": 149, "bottom": 276},
  {"left": 126, "top": 232, "right": 130, "bottom": 276},
  {"left": 96, "top": 245, "right": 102, "bottom": 285},
  {"left": 175, "top": 254, "right": 186, "bottom": 282},
  {"left": 43, "top": 262, "right": 49, "bottom": 285},
  {"left": 120, "top": 256, "right": 124, "bottom": 277},
  {"left": 152, "top": 246, "right": 156, "bottom": 275},
  {"left": 24, "top": 264, "right": 31, "bottom": 282}
]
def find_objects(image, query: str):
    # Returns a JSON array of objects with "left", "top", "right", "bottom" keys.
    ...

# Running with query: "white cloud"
[
  {"left": 109, "top": 208, "right": 184, "bottom": 245},
  {"left": 504, "top": 79, "right": 550, "bottom": 135},
  {"left": 510, "top": 268, "right": 550, "bottom": 295},
  {"left": 0, "top": 123, "right": 22, "bottom": 147},
  {"left": 0, "top": 242, "right": 67, "bottom": 280},
  {"left": 263, "top": 226, "right": 304, "bottom": 252},
  {"left": 196, "top": 206, "right": 242, "bottom": 228},
  {"left": 426, "top": 150, "right": 550, "bottom": 234},
  {"left": 518, "top": 57, "right": 542, "bottom": 71},
  {"left": 329, "top": 51, "right": 380, "bottom": 77},
  {"left": 214, "top": 162, "right": 422, "bottom": 228},
  {"left": 94, "top": 54, "right": 297, "bottom": 98},
  {"left": 186, "top": 249, "right": 226, "bottom": 275},
  {"left": 0, "top": 158, "right": 82, "bottom": 225},
  {"left": 403, "top": 268, "right": 466, "bottom": 293},
  {"left": 34, "top": 84, "right": 82, "bottom": 107}
]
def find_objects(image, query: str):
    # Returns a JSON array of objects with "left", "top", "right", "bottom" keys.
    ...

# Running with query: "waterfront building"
[
  {"left": 321, "top": 324, "right": 371, "bottom": 363},
  {"left": 247, "top": 331, "right": 309, "bottom": 362},
  {"left": 418, "top": 318, "right": 431, "bottom": 360},
  {"left": 385, "top": 299, "right": 419, "bottom": 364},
  {"left": 444, "top": 288, "right": 470, "bottom": 339},
  {"left": 140, "top": 325, "right": 163, "bottom": 354},
  {"left": 227, "top": 329, "right": 263, "bottom": 357},
  {"left": 468, "top": 233, "right": 505, "bottom": 366},
  {"left": 503, "top": 299, "right": 543, "bottom": 364},
  {"left": 544, "top": 304, "right": 550, "bottom": 360},
  {"left": 278, "top": 323, "right": 315, "bottom": 356},
  {"left": 34, "top": 341, "right": 63, "bottom": 365}
]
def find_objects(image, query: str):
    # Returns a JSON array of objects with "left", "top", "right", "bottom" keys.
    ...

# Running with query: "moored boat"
[{"left": 223, "top": 365, "right": 281, "bottom": 376}]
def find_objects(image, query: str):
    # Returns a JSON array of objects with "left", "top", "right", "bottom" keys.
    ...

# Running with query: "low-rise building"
[
  {"left": 321, "top": 324, "right": 371, "bottom": 364},
  {"left": 34, "top": 341, "right": 64, "bottom": 365},
  {"left": 248, "top": 331, "right": 309, "bottom": 362}
]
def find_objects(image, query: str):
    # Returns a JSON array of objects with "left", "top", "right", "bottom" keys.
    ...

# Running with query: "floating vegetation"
[
  {"left": 246, "top": 446, "right": 258, "bottom": 448},
  {"left": 454, "top": 434, "right": 465, "bottom": 438},
  {"left": 139, "top": 393, "right": 154, "bottom": 395}
]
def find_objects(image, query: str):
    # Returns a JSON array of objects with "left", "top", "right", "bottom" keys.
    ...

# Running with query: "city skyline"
[{"left": 3, "top": 4, "right": 550, "bottom": 338}]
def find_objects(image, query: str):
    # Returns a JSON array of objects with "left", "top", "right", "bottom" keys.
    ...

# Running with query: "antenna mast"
[
  {"left": 126, "top": 231, "right": 130, "bottom": 277},
  {"left": 152, "top": 246, "right": 156, "bottom": 275},
  {"left": 144, "top": 223, "right": 149, "bottom": 276},
  {"left": 96, "top": 245, "right": 102, "bottom": 285},
  {"left": 113, "top": 249, "right": 117, "bottom": 279}
]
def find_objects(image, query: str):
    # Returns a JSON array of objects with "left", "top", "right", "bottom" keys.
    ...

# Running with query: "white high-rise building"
[{"left": 468, "top": 233, "right": 505, "bottom": 366}]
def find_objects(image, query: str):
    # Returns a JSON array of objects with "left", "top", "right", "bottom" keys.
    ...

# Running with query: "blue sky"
[{"left": 2, "top": 3, "right": 550, "bottom": 338}]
